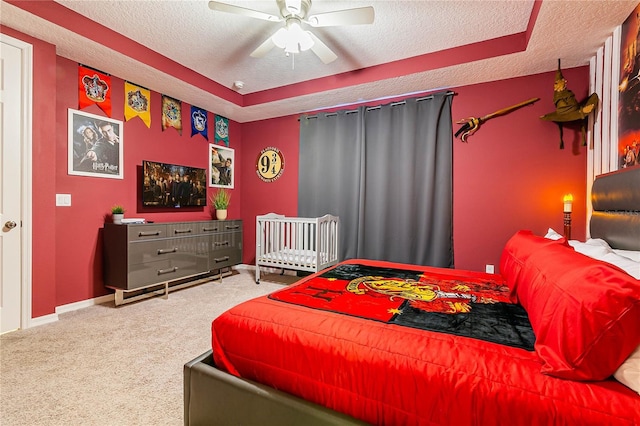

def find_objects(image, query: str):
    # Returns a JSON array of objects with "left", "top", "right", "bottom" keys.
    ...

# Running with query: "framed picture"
[
  {"left": 209, "top": 144, "right": 234, "bottom": 188},
  {"left": 68, "top": 108, "right": 124, "bottom": 179},
  {"left": 618, "top": 3, "right": 640, "bottom": 169}
]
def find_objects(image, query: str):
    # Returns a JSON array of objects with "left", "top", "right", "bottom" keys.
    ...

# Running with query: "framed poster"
[
  {"left": 618, "top": 3, "right": 640, "bottom": 169},
  {"left": 209, "top": 144, "right": 234, "bottom": 188},
  {"left": 68, "top": 108, "right": 123, "bottom": 178}
]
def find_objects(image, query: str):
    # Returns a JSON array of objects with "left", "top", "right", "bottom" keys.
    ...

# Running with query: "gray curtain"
[{"left": 299, "top": 91, "right": 453, "bottom": 267}]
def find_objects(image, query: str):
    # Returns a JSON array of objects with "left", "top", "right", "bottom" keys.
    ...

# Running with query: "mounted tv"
[{"left": 142, "top": 160, "right": 207, "bottom": 208}]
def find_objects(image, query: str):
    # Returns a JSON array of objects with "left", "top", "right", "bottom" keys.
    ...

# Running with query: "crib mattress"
[{"left": 258, "top": 248, "right": 321, "bottom": 266}]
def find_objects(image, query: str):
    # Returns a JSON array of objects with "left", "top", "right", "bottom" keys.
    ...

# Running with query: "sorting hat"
[
  {"left": 540, "top": 60, "right": 599, "bottom": 123},
  {"left": 540, "top": 59, "right": 599, "bottom": 148}
]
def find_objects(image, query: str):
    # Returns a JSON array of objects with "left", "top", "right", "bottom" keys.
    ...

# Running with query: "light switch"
[{"left": 56, "top": 194, "right": 71, "bottom": 206}]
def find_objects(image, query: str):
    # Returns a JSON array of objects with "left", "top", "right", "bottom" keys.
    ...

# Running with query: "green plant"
[
  {"left": 211, "top": 189, "right": 230, "bottom": 210},
  {"left": 111, "top": 205, "right": 125, "bottom": 214}
]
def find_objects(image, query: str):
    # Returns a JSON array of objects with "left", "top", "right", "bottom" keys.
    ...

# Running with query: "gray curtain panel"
[{"left": 299, "top": 91, "right": 453, "bottom": 267}]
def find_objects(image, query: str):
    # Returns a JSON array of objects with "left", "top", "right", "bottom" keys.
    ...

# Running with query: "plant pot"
[
  {"left": 113, "top": 213, "right": 124, "bottom": 224},
  {"left": 216, "top": 209, "right": 227, "bottom": 220}
]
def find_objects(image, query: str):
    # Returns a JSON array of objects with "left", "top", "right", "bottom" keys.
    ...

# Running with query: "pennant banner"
[
  {"left": 124, "top": 81, "right": 151, "bottom": 128},
  {"left": 191, "top": 106, "right": 208, "bottom": 140},
  {"left": 162, "top": 95, "right": 182, "bottom": 135},
  {"left": 78, "top": 65, "right": 112, "bottom": 117},
  {"left": 214, "top": 115, "right": 229, "bottom": 146}
]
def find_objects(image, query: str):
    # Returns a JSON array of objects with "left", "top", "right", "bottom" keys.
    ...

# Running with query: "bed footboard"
[
  {"left": 184, "top": 350, "right": 364, "bottom": 426},
  {"left": 255, "top": 213, "right": 340, "bottom": 283}
]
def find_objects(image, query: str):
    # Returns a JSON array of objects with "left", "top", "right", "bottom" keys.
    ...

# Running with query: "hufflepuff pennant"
[
  {"left": 161, "top": 95, "right": 182, "bottom": 135},
  {"left": 191, "top": 106, "right": 208, "bottom": 140},
  {"left": 214, "top": 114, "right": 229, "bottom": 146},
  {"left": 78, "top": 64, "right": 111, "bottom": 117},
  {"left": 124, "top": 81, "right": 151, "bottom": 128}
]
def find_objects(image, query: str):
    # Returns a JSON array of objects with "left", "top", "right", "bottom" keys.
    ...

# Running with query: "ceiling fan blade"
[
  {"left": 208, "top": 1, "right": 281, "bottom": 22},
  {"left": 250, "top": 35, "right": 277, "bottom": 58},
  {"left": 308, "top": 32, "right": 337, "bottom": 64},
  {"left": 306, "top": 6, "right": 374, "bottom": 27}
]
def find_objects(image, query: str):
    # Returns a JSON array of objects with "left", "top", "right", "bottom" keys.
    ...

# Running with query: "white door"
[{"left": 0, "top": 37, "right": 26, "bottom": 333}]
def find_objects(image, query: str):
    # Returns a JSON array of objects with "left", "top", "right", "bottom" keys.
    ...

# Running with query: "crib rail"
[{"left": 255, "top": 213, "right": 339, "bottom": 284}]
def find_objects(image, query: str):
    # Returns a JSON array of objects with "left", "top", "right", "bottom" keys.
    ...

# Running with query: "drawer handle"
[
  {"left": 203, "top": 227, "right": 219, "bottom": 232},
  {"left": 157, "top": 247, "right": 178, "bottom": 255},
  {"left": 214, "top": 256, "right": 230, "bottom": 263},
  {"left": 214, "top": 241, "right": 230, "bottom": 247},
  {"left": 139, "top": 231, "right": 161, "bottom": 237},
  {"left": 225, "top": 225, "right": 240, "bottom": 230},
  {"left": 157, "top": 266, "right": 178, "bottom": 275},
  {"left": 174, "top": 229, "right": 192, "bottom": 234}
]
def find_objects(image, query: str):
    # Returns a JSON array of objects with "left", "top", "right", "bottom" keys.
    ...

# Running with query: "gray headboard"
[{"left": 590, "top": 166, "right": 640, "bottom": 251}]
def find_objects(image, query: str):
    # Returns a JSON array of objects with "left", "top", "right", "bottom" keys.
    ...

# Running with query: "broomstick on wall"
[{"left": 455, "top": 97, "right": 540, "bottom": 142}]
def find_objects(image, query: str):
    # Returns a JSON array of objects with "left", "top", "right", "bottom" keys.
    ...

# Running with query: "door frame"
[{"left": 1, "top": 33, "right": 34, "bottom": 330}]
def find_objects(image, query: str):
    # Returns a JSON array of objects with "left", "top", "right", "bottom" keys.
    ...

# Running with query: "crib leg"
[
  {"left": 280, "top": 269, "right": 285, "bottom": 276},
  {"left": 255, "top": 265, "right": 260, "bottom": 285}
]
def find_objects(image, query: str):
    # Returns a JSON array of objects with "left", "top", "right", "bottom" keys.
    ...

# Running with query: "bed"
[
  {"left": 184, "top": 167, "right": 640, "bottom": 425},
  {"left": 255, "top": 213, "right": 340, "bottom": 284}
]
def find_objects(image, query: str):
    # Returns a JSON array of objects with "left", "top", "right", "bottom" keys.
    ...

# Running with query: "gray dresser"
[{"left": 103, "top": 220, "right": 242, "bottom": 304}]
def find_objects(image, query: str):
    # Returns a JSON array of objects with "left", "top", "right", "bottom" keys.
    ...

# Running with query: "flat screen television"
[{"left": 142, "top": 160, "right": 207, "bottom": 208}]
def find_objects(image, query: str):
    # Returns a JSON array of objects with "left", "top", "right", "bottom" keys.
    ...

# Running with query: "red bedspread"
[{"left": 212, "top": 259, "right": 640, "bottom": 425}]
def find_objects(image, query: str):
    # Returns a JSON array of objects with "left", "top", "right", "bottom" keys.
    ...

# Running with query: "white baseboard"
[
  {"left": 27, "top": 265, "right": 293, "bottom": 328},
  {"left": 27, "top": 312, "right": 58, "bottom": 328},
  {"left": 55, "top": 294, "right": 114, "bottom": 315},
  {"left": 234, "top": 263, "right": 254, "bottom": 271},
  {"left": 28, "top": 293, "right": 115, "bottom": 328}
]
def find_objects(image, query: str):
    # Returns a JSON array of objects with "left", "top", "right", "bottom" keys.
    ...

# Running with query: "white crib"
[{"left": 255, "top": 213, "right": 340, "bottom": 284}]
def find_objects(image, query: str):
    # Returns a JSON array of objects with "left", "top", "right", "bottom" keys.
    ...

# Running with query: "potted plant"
[
  {"left": 210, "top": 189, "right": 230, "bottom": 220},
  {"left": 111, "top": 205, "right": 125, "bottom": 224}
]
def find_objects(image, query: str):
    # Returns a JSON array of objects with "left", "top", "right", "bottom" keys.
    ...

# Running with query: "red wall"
[
  {"left": 452, "top": 69, "right": 587, "bottom": 271},
  {"left": 2, "top": 25, "right": 588, "bottom": 318}
]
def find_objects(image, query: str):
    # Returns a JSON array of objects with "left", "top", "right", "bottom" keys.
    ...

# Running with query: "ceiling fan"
[{"left": 208, "top": 0, "right": 375, "bottom": 64}]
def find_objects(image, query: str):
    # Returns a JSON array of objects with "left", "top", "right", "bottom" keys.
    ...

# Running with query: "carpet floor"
[{"left": 0, "top": 269, "right": 296, "bottom": 426}]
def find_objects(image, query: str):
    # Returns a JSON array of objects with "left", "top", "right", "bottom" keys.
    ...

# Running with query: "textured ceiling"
[{"left": 1, "top": 0, "right": 638, "bottom": 122}]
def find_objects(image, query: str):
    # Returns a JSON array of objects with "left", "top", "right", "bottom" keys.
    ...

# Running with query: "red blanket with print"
[{"left": 212, "top": 259, "right": 640, "bottom": 425}]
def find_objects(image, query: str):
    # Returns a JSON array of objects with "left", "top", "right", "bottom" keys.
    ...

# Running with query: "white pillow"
[
  {"left": 613, "top": 249, "right": 640, "bottom": 262},
  {"left": 614, "top": 344, "right": 640, "bottom": 395},
  {"left": 544, "top": 228, "right": 563, "bottom": 240},
  {"left": 570, "top": 240, "right": 613, "bottom": 260},
  {"left": 544, "top": 229, "right": 640, "bottom": 279}
]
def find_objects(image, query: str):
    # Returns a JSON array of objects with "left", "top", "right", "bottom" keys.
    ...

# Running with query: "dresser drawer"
[
  {"left": 219, "top": 221, "right": 242, "bottom": 232},
  {"left": 197, "top": 222, "right": 223, "bottom": 234},
  {"left": 167, "top": 222, "right": 197, "bottom": 237},
  {"left": 128, "top": 224, "right": 167, "bottom": 241},
  {"left": 209, "top": 248, "right": 242, "bottom": 270},
  {"left": 209, "top": 231, "right": 242, "bottom": 250},
  {"left": 128, "top": 260, "right": 174, "bottom": 289},
  {"left": 129, "top": 240, "right": 170, "bottom": 265}
]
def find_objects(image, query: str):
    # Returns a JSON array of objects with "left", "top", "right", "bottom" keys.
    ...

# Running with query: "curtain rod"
[{"left": 300, "top": 90, "right": 455, "bottom": 120}]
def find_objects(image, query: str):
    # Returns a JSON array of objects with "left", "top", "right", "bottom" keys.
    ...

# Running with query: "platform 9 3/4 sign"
[{"left": 256, "top": 147, "right": 285, "bottom": 182}]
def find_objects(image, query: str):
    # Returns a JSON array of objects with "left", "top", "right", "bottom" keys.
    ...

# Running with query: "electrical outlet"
[{"left": 485, "top": 264, "right": 495, "bottom": 274}]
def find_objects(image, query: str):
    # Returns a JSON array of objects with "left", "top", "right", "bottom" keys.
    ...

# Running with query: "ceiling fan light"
[
  {"left": 272, "top": 27, "right": 288, "bottom": 49},
  {"left": 299, "top": 31, "right": 314, "bottom": 51},
  {"left": 284, "top": 38, "right": 300, "bottom": 54}
]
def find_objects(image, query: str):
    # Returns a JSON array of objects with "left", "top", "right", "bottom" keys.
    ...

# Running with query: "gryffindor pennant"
[{"left": 269, "top": 263, "right": 535, "bottom": 350}]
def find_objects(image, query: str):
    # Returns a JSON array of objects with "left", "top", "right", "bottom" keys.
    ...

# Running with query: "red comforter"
[{"left": 212, "top": 259, "right": 640, "bottom": 425}]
